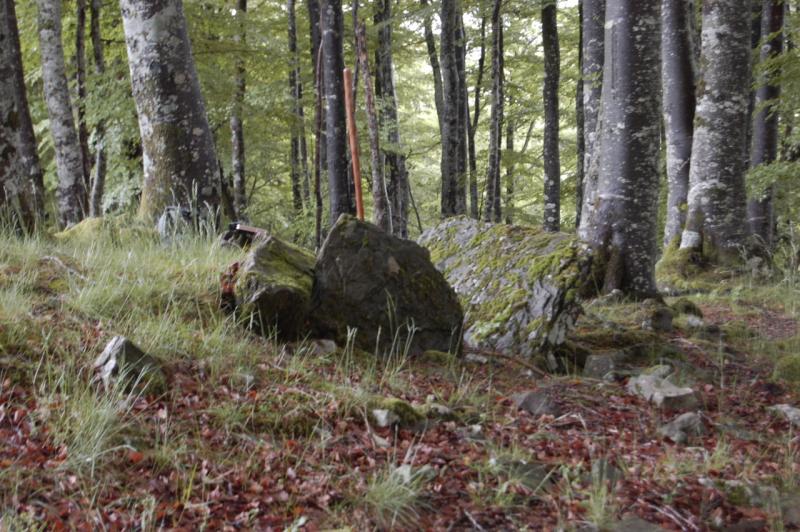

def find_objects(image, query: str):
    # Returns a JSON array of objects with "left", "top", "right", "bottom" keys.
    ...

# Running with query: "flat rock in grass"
[
  {"left": 235, "top": 235, "right": 315, "bottom": 340},
  {"left": 418, "top": 217, "right": 597, "bottom": 365},
  {"left": 312, "top": 215, "right": 463, "bottom": 355},
  {"left": 658, "top": 412, "right": 705, "bottom": 444},
  {"left": 627, "top": 374, "right": 700, "bottom": 410},
  {"left": 768, "top": 404, "right": 800, "bottom": 427},
  {"left": 512, "top": 388, "right": 562, "bottom": 417},
  {"left": 93, "top": 336, "right": 165, "bottom": 393}
]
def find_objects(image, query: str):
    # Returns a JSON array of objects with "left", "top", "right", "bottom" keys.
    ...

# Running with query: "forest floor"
[{"left": 1, "top": 229, "right": 799, "bottom": 531}]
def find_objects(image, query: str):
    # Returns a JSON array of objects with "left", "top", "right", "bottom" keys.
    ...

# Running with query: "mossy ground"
[{"left": 1, "top": 226, "right": 799, "bottom": 529}]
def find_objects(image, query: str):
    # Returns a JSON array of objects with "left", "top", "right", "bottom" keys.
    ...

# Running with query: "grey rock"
[
  {"left": 627, "top": 374, "right": 700, "bottom": 410},
  {"left": 370, "top": 409, "right": 399, "bottom": 428},
  {"left": 658, "top": 412, "right": 706, "bottom": 444},
  {"left": 583, "top": 351, "right": 627, "bottom": 380},
  {"left": 156, "top": 206, "right": 193, "bottom": 244},
  {"left": 644, "top": 364, "right": 674, "bottom": 379},
  {"left": 313, "top": 215, "right": 463, "bottom": 355},
  {"left": 309, "top": 339, "right": 337, "bottom": 356},
  {"left": 512, "top": 388, "right": 562, "bottom": 417},
  {"left": 684, "top": 315, "right": 705, "bottom": 329},
  {"left": 93, "top": 336, "right": 165, "bottom": 393},
  {"left": 640, "top": 299, "right": 674, "bottom": 333},
  {"left": 769, "top": 404, "right": 800, "bottom": 427}
]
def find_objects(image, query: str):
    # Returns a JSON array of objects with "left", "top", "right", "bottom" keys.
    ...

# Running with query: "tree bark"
[
  {"left": 679, "top": 0, "right": 751, "bottom": 262},
  {"left": 321, "top": 0, "right": 353, "bottom": 226},
  {"left": 661, "top": 0, "right": 697, "bottom": 248},
  {"left": 288, "top": 0, "right": 304, "bottom": 212},
  {"left": 582, "top": 0, "right": 662, "bottom": 298},
  {"left": 231, "top": 0, "right": 247, "bottom": 220},
  {"left": 484, "top": 0, "right": 503, "bottom": 224},
  {"left": 89, "top": 0, "right": 106, "bottom": 218},
  {"left": 307, "top": 0, "right": 326, "bottom": 206},
  {"left": 454, "top": 10, "right": 469, "bottom": 216},
  {"left": 577, "top": 0, "right": 605, "bottom": 230},
  {"left": 5, "top": 0, "right": 44, "bottom": 221},
  {"left": 542, "top": 0, "right": 561, "bottom": 232},
  {"left": 575, "top": 0, "right": 584, "bottom": 228},
  {"left": 421, "top": 0, "right": 444, "bottom": 138},
  {"left": 504, "top": 115, "right": 514, "bottom": 225},
  {"left": 75, "top": 0, "right": 92, "bottom": 198},
  {"left": 747, "top": 0, "right": 784, "bottom": 249},
  {"left": 37, "top": 0, "right": 86, "bottom": 227},
  {"left": 120, "top": 0, "right": 220, "bottom": 223},
  {"left": 468, "top": 16, "right": 486, "bottom": 220},
  {"left": 440, "top": 0, "right": 463, "bottom": 217}
]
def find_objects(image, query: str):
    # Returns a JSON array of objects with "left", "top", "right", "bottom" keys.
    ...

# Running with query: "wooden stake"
[{"left": 343, "top": 67, "right": 364, "bottom": 221}]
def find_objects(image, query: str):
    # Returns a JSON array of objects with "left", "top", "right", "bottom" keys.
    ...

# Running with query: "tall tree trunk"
[
  {"left": 468, "top": 16, "right": 486, "bottom": 220},
  {"left": 421, "top": 0, "right": 444, "bottom": 136},
  {"left": 455, "top": 10, "right": 469, "bottom": 216},
  {"left": 679, "top": 0, "right": 751, "bottom": 262},
  {"left": 288, "top": 0, "right": 304, "bottom": 212},
  {"left": 575, "top": 0, "right": 584, "bottom": 228},
  {"left": 484, "top": 0, "right": 503, "bottom": 223},
  {"left": 89, "top": 0, "right": 106, "bottom": 218},
  {"left": 231, "top": 0, "right": 247, "bottom": 220},
  {"left": 37, "top": 0, "right": 86, "bottom": 227},
  {"left": 1, "top": 0, "right": 35, "bottom": 230},
  {"left": 374, "top": 0, "right": 409, "bottom": 237},
  {"left": 75, "top": 0, "right": 92, "bottom": 199},
  {"left": 582, "top": 0, "right": 662, "bottom": 298},
  {"left": 747, "top": 0, "right": 784, "bottom": 249},
  {"left": 440, "top": 0, "right": 464, "bottom": 217},
  {"left": 661, "top": 0, "right": 697, "bottom": 247},
  {"left": 356, "top": 22, "right": 391, "bottom": 232},
  {"left": 577, "top": 0, "right": 605, "bottom": 230},
  {"left": 505, "top": 115, "right": 514, "bottom": 225},
  {"left": 120, "top": 0, "right": 220, "bottom": 222},
  {"left": 321, "top": 0, "right": 352, "bottom": 225},
  {"left": 5, "top": 0, "right": 44, "bottom": 221},
  {"left": 307, "top": 0, "right": 326, "bottom": 205},
  {"left": 542, "top": 0, "right": 561, "bottom": 232}
]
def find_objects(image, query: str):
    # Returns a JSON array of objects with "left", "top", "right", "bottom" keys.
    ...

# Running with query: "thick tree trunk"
[
  {"left": 484, "top": 0, "right": 503, "bottom": 224},
  {"left": 231, "top": 0, "right": 247, "bottom": 220},
  {"left": 577, "top": 0, "right": 605, "bottom": 231},
  {"left": 75, "top": 0, "right": 92, "bottom": 197},
  {"left": 356, "top": 22, "right": 391, "bottom": 232},
  {"left": 288, "top": 0, "right": 304, "bottom": 212},
  {"left": 89, "top": 0, "right": 106, "bottom": 218},
  {"left": 321, "top": 0, "right": 352, "bottom": 226},
  {"left": 747, "top": 0, "right": 784, "bottom": 249},
  {"left": 582, "top": 0, "right": 662, "bottom": 298},
  {"left": 661, "top": 0, "right": 696, "bottom": 248},
  {"left": 575, "top": 1, "right": 584, "bottom": 228},
  {"left": 120, "top": 0, "right": 220, "bottom": 223},
  {"left": 468, "top": 16, "right": 486, "bottom": 220},
  {"left": 439, "top": 0, "right": 466, "bottom": 217},
  {"left": 37, "top": 0, "right": 86, "bottom": 227},
  {"left": 420, "top": 0, "right": 444, "bottom": 136},
  {"left": 374, "top": 0, "right": 409, "bottom": 237},
  {"left": 542, "top": 0, "right": 561, "bottom": 232},
  {"left": 679, "top": 0, "right": 751, "bottom": 262},
  {"left": 5, "top": 0, "right": 44, "bottom": 221}
]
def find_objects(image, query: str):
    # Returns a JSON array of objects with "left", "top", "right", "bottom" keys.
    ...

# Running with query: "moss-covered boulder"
[
  {"left": 236, "top": 236, "right": 315, "bottom": 339},
  {"left": 311, "top": 215, "right": 463, "bottom": 354},
  {"left": 418, "top": 217, "right": 597, "bottom": 361}
]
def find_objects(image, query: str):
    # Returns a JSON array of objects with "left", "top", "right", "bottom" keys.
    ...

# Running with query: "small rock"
[
  {"left": 370, "top": 409, "right": 399, "bottom": 428},
  {"left": 464, "top": 353, "right": 489, "bottom": 364},
  {"left": 644, "top": 364, "right": 673, "bottom": 379},
  {"left": 423, "top": 402, "right": 456, "bottom": 420},
  {"left": 583, "top": 352, "right": 625, "bottom": 380},
  {"left": 640, "top": 299, "right": 674, "bottom": 333},
  {"left": 93, "top": 336, "right": 165, "bottom": 394},
  {"left": 512, "top": 388, "right": 562, "bottom": 417},
  {"left": 309, "top": 339, "right": 337, "bottom": 356},
  {"left": 156, "top": 206, "right": 194, "bottom": 244},
  {"left": 658, "top": 412, "right": 705, "bottom": 444},
  {"left": 684, "top": 315, "right": 705, "bottom": 329},
  {"left": 627, "top": 374, "right": 700, "bottom": 410},
  {"left": 769, "top": 404, "right": 800, "bottom": 427}
]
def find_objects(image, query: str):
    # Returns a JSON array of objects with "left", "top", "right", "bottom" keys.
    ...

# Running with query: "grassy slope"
[{"left": 1, "top": 229, "right": 799, "bottom": 530}]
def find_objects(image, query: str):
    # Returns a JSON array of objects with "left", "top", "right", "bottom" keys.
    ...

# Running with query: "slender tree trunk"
[
  {"left": 468, "top": 16, "right": 486, "bottom": 220},
  {"left": 577, "top": 0, "right": 605, "bottom": 230},
  {"left": 542, "top": 0, "right": 561, "bottom": 232},
  {"left": 680, "top": 0, "right": 751, "bottom": 262},
  {"left": 89, "top": 0, "right": 106, "bottom": 218},
  {"left": 661, "top": 0, "right": 697, "bottom": 247},
  {"left": 440, "top": 0, "right": 465, "bottom": 217},
  {"left": 575, "top": 0, "right": 584, "bottom": 228},
  {"left": 314, "top": 45, "right": 324, "bottom": 247},
  {"left": 120, "top": 0, "right": 220, "bottom": 222},
  {"left": 321, "top": 0, "right": 352, "bottom": 225},
  {"left": 356, "top": 22, "right": 391, "bottom": 232},
  {"left": 6, "top": 0, "right": 44, "bottom": 221},
  {"left": 484, "top": 0, "right": 503, "bottom": 223},
  {"left": 231, "top": 0, "right": 247, "bottom": 220},
  {"left": 455, "top": 9, "right": 469, "bottom": 215},
  {"left": 374, "top": 0, "right": 408, "bottom": 237},
  {"left": 37, "top": 0, "right": 86, "bottom": 227},
  {"left": 421, "top": 0, "right": 444, "bottom": 136},
  {"left": 505, "top": 115, "right": 514, "bottom": 225},
  {"left": 75, "top": 0, "right": 92, "bottom": 199},
  {"left": 582, "top": 0, "right": 662, "bottom": 298},
  {"left": 747, "top": 0, "right": 784, "bottom": 249},
  {"left": 288, "top": 0, "right": 304, "bottom": 212}
]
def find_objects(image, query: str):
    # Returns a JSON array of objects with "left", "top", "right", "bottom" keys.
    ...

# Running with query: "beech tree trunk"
[
  {"left": 575, "top": 1, "right": 584, "bottom": 228},
  {"left": 483, "top": 0, "right": 503, "bottom": 224},
  {"left": 468, "top": 16, "right": 486, "bottom": 220},
  {"left": 307, "top": 0, "right": 326, "bottom": 188},
  {"left": 679, "top": 0, "right": 751, "bottom": 262},
  {"left": 582, "top": 0, "right": 662, "bottom": 298},
  {"left": 454, "top": 11, "right": 468, "bottom": 216},
  {"left": 5, "top": 0, "right": 44, "bottom": 221},
  {"left": 747, "top": 0, "right": 784, "bottom": 249},
  {"left": 89, "top": 0, "right": 106, "bottom": 218},
  {"left": 231, "top": 0, "right": 247, "bottom": 220},
  {"left": 37, "top": 0, "right": 86, "bottom": 227},
  {"left": 420, "top": 0, "right": 444, "bottom": 136},
  {"left": 505, "top": 115, "right": 514, "bottom": 225},
  {"left": 321, "top": 0, "right": 353, "bottom": 225},
  {"left": 288, "top": 0, "right": 304, "bottom": 212},
  {"left": 374, "top": 0, "right": 409, "bottom": 237},
  {"left": 577, "top": 0, "right": 605, "bottom": 230},
  {"left": 440, "top": 0, "right": 462, "bottom": 217},
  {"left": 542, "top": 0, "right": 561, "bottom": 232},
  {"left": 661, "top": 0, "right": 696, "bottom": 248},
  {"left": 75, "top": 0, "right": 92, "bottom": 196}
]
